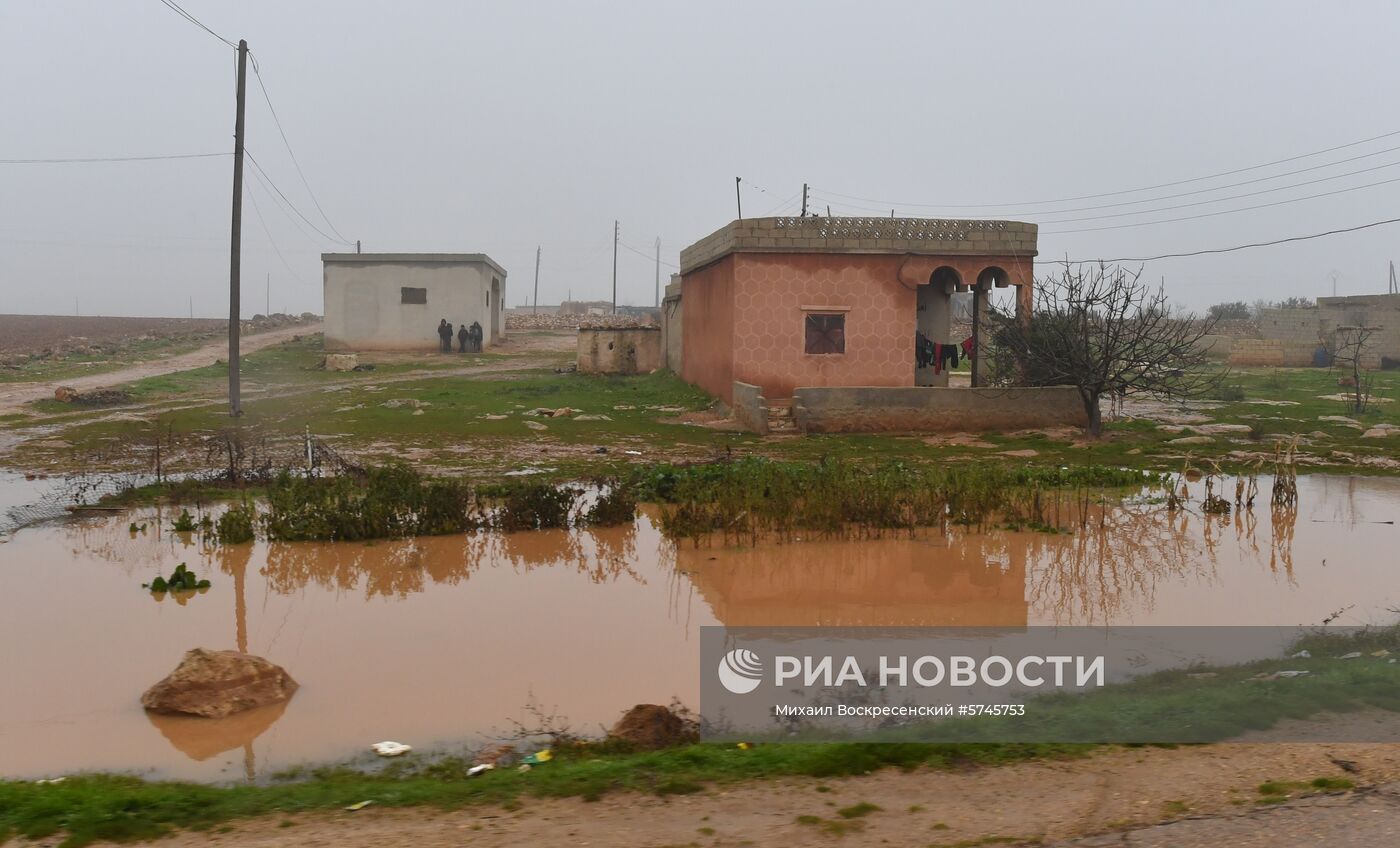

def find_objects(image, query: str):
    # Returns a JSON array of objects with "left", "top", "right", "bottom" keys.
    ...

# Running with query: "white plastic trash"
[
  {"left": 371, "top": 741, "right": 413, "bottom": 757},
  {"left": 467, "top": 764, "right": 495, "bottom": 777}
]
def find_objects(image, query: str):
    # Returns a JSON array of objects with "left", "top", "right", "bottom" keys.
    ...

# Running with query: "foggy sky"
[{"left": 3, "top": 0, "right": 1400, "bottom": 318}]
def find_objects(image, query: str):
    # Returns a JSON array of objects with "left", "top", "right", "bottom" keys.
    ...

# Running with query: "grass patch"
[
  {"left": 0, "top": 743, "right": 1084, "bottom": 847},
  {"left": 836, "top": 801, "right": 881, "bottom": 818}
]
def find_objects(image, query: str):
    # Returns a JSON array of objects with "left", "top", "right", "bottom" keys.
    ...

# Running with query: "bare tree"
[
  {"left": 988, "top": 264, "right": 1223, "bottom": 437},
  {"left": 1326, "top": 325, "right": 1378, "bottom": 415}
]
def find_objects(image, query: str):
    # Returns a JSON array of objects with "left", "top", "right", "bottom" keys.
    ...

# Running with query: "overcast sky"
[{"left": 3, "top": 0, "right": 1400, "bottom": 318}]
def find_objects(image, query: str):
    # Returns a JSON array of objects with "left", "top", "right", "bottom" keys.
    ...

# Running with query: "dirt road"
[
  {"left": 82, "top": 742, "right": 1400, "bottom": 848},
  {"left": 0, "top": 323, "right": 320, "bottom": 416}
]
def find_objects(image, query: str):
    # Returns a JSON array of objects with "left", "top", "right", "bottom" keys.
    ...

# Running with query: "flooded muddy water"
[{"left": 1, "top": 475, "right": 1397, "bottom": 780}]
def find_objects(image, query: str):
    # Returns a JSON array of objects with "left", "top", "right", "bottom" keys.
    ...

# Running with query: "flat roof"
[
  {"left": 321, "top": 253, "right": 507, "bottom": 277},
  {"left": 679, "top": 217, "right": 1037, "bottom": 275}
]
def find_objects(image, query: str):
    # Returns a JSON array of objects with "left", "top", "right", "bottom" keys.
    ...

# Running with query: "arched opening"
[
  {"left": 968, "top": 268, "right": 1009, "bottom": 388},
  {"left": 916, "top": 267, "right": 962, "bottom": 387},
  {"left": 977, "top": 266, "right": 1010, "bottom": 288}
]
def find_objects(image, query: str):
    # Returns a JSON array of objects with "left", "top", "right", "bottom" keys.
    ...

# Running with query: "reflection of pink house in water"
[
  {"left": 676, "top": 217, "right": 1085, "bottom": 433},
  {"left": 678, "top": 534, "right": 1028, "bottom": 628}
]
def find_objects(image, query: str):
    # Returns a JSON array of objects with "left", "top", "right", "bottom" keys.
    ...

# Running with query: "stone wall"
[
  {"left": 790, "top": 386, "right": 1087, "bottom": 433},
  {"left": 661, "top": 277, "right": 683, "bottom": 372},
  {"left": 1227, "top": 338, "right": 1322, "bottom": 367},
  {"left": 576, "top": 327, "right": 662, "bottom": 375},
  {"left": 680, "top": 217, "right": 1039, "bottom": 274},
  {"left": 731, "top": 381, "right": 769, "bottom": 434}
]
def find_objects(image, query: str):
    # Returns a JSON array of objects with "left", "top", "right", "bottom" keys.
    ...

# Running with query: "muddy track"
[{"left": 0, "top": 323, "right": 322, "bottom": 416}]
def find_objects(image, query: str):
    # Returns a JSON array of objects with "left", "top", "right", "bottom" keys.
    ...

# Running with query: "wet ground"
[{"left": 0, "top": 475, "right": 1397, "bottom": 781}]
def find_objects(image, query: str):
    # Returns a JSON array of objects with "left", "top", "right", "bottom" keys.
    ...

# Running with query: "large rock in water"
[{"left": 141, "top": 649, "right": 298, "bottom": 718}]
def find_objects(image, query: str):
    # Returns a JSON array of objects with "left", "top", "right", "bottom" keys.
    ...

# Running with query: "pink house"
[{"left": 675, "top": 217, "right": 1078, "bottom": 433}]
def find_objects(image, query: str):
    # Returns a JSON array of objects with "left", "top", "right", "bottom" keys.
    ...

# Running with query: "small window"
[
  {"left": 804, "top": 313, "right": 845, "bottom": 354},
  {"left": 401, "top": 287, "right": 427, "bottom": 305}
]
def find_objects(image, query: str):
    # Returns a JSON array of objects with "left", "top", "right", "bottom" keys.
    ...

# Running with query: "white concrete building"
[{"left": 321, "top": 253, "right": 508, "bottom": 351}]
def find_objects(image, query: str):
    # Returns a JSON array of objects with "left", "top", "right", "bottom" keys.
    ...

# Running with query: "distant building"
[{"left": 321, "top": 253, "right": 507, "bottom": 351}]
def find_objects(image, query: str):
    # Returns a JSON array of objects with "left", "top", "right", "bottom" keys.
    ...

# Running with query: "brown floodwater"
[{"left": 0, "top": 475, "right": 1397, "bottom": 780}]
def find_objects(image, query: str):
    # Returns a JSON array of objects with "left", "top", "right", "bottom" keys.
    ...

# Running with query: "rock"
[
  {"left": 1193, "top": 423, "right": 1253, "bottom": 435},
  {"left": 1167, "top": 436, "right": 1215, "bottom": 445},
  {"left": 524, "top": 420, "right": 548, "bottom": 431},
  {"left": 1362, "top": 428, "right": 1397, "bottom": 439},
  {"left": 381, "top": 398, "right": 428, "bottom": 409},
  {"left": 607, "top": 704, "right": 698, "bottom": 750},
  {"left": 141, "top": 648, "right": 298, "bottom": 718},
  {"left": 1319, "top": 415, "right": 1363, "bottom": 426},
  {"left": 998, "top": 449, "right": 1039, "bottom": 458},
  {"left": 323, "top": 353, "right": 359, "bottom": 372},
  {"left": 54, "top": 386, "right": 78, "bottom": 403}
]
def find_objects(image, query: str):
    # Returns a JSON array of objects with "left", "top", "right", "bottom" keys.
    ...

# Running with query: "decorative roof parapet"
[{"left": 679, "top": 216, "right": 1038, "bottom": 275}]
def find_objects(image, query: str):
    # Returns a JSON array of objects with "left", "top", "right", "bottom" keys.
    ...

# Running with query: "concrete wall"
[
  {"left": 680, "top": 254, "right": 737, "bottom": 402},
  {"left": 322, "top": 254, "right": 507, "bottom": 351},
  {"left": 1256, "top": 296, "right": 1400, "bottom": 369},
  {"left": 577, "top": 327, "right": 662, "bottom": 375},
  {"left": 791, "top": 386, "right": 1087, "bottom": 434},
  {"left": 661, "top": 277, "right": 683, "bottom": 372},
  {"left": 731, "top": 381, "right": 769, "bottom": 434},
  {"left": 1227, "top": 338, "right": 1320, "bottom": 367}
]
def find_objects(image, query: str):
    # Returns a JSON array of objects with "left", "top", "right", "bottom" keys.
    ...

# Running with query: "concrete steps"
[{"left": 766, "top": 398, "right": 797, "bottom": 433}]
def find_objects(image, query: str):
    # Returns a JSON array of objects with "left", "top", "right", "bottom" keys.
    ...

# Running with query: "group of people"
[{"left": 437, "top": 318, "right": 484, "bottom": 353}]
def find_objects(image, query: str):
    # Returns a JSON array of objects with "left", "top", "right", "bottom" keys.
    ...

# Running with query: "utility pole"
[
  {"left": 611, "top": 220, "right": 619, "bottom": 314},
  {"left": 355, "top": 239, "right": 361, "bottom": 254},
  {"left": 1390, "top": 260, "right": 1397, "bottom": 294},
  {"left": 800, "top": 183, "right": 808, "bottom": 217},
  {"left": 228, "top": 38, "right": 248, "bottom": 418},
  {"left": 265, "top": 273, "right": 270, "bottom": 316},
  {"left": 189, "top": 296, "right": 193, "bottom": 319},
  {"left": 735, "top": 177, "right": 742, "bottom": 220},
  {"left": 654, "top": 237, "right": 661, "bottom": 308},
  {"left": 533, "top": 245, "right": 541, "bottom": 315}
]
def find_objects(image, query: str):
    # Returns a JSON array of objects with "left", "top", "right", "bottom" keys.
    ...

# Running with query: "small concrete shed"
[{"left": 322, "top": 253, "right": 507, "bottom": 351}]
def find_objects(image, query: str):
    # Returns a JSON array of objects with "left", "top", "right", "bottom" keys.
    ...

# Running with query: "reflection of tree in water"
[
  {"left": 1027, "top": 505, "right": 1215, "bottom": 625},
  {"left": 261, "top": 539, "right": 432, "bottom": 599},
  {"left": 487, "top": 523, "right": 646, "bottom": 585},
  {"left": 257, "top": 524, "right": 647, "bottom": 600}
]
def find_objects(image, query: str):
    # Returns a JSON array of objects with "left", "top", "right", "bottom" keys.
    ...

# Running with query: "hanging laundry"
[
  {"left": 962, "top": 336, "right": 975, "bottom": 360},
  {"left": 939, "top": 344, "right": 959, "bottom": 371}
]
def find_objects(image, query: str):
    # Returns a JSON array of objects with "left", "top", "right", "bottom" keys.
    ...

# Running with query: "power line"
[
  {"left": 814, "top": 143, "right": 1400, "bottom": 220},
  {"left": 246, "top": 165, "right": 324, "bottom": 245},
  {"left": 1068, "top": 216, "right": 1400, "bottom": 264},
  {"left": 1041, "top": 173, "right": 1400, "bottom": 234},
  {"left": 246, "top": 178, "right": 307, "bottom": 283},
  {"left": 155, "top": 0, "right": 236, "bottom": 49},
  {"left": 0, "top": 152, "right": 228, "bottom": 164},
  {"left": 619, "top": 238, "right": 678, "bottom": 269},
  {"left": 814, "top": 126, "right": 1400, "bottom": 210},
  {"left": 1030, "top": 157, "right": 1400, "bottom": 226},
  {"left": 247, "top": 50, "right": 351, "bottom": 243},
  {"left": 245, "top": 150, "right": 352, "bottom": 245}
]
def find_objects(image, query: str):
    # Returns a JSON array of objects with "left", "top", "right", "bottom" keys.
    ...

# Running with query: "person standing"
[
  {"left": 457, "top": 322, "right": 469, "bottom": 353},
  {"left": 437, "top": 319, "right": 451, "bottom": 352}
]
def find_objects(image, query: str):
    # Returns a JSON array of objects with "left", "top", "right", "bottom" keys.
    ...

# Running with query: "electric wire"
[
  {"left": 813, "top": 126, "right": 1400, "bottom": 209},
  {"left": 155, "top": 0, "right": 236, "bottom": 49},
  {"left": 0, "top": 152, "right": 228, "bottom": 164}
]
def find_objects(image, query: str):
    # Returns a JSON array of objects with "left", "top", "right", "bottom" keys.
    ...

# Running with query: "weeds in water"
[
  {"left": 581, "top": 480, "right": 638, "bottom": 527},
  {"left": 171, "top": 509, "right": 196, "bottom": 532},
  {"left": 262, "top": 465, "right": 481, "bottom": 542},
  {"left": 214, "top": 499, "right": 256, "bottom": 544},
  {"left": 650, "top": 458, "right": 1162, "bottom": 545},
  {"left": 496, "top": 483, "right": 576, "bottom": 532}
]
